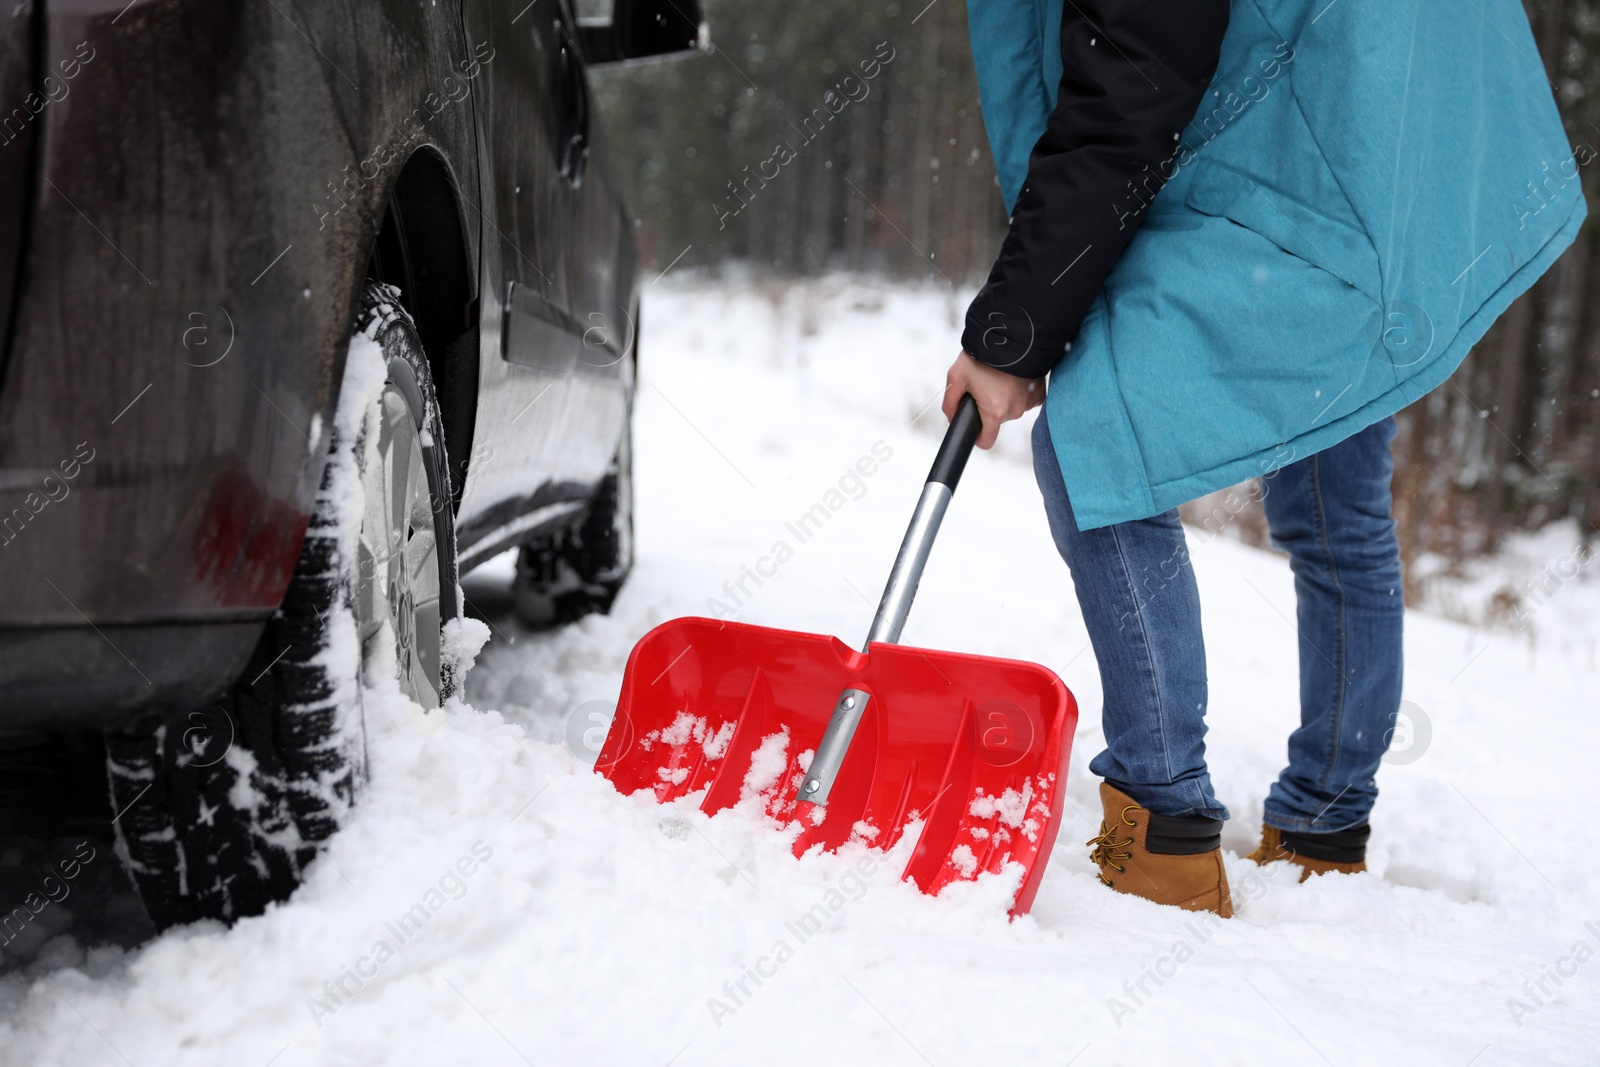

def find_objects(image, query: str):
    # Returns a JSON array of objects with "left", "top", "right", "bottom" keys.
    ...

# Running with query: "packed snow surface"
[{"left": 3, "top": 276, "right": 1599, "bottom": 1065}]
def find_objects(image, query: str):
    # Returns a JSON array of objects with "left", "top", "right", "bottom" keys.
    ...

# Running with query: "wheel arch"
[{"left": 365, "top": 145, "right": 479, "bottom": 511}]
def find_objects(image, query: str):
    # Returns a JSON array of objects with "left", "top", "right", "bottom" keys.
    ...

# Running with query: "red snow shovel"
[{"left": 596, "top": 396, "right": 1077, "bottom": 916}]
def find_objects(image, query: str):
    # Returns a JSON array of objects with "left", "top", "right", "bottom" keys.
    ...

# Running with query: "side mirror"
[{"left": 578, "top": 0, "right": 707, "bottom": 66}]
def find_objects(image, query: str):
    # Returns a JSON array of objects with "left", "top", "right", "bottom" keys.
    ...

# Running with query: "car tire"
[
  {"left": 106, "top": 282, "right": 460, "bottom": 930},
  {"left": 511, "top": 400, "right": 633, "bottom": 629}
]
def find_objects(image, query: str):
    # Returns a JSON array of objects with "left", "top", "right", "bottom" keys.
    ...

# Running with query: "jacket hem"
[{"left": 1067, "top": 191, "right": 1587, "bottom": 528}]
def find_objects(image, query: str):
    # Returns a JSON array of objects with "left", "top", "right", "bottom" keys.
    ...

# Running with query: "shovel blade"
[{"left": 597, "top": 617, "right": 1077, "bottom": 916}]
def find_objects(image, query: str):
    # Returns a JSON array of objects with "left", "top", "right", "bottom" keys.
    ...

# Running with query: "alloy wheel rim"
[{"left": 354, "top": 381, "right": 443, "bottom": 709}]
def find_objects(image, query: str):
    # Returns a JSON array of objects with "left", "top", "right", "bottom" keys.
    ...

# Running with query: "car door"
[{"left": 454, "top": 0, "right": 629, "bottom": 566}]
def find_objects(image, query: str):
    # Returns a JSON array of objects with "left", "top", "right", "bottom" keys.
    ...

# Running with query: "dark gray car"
[{"left": 0, "top": 0, "right": 700, "bottom": 928}]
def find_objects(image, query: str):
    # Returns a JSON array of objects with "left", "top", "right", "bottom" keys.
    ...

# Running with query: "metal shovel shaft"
[
  {"left": 863, "top": 482, "right": 953, "bottom": 647},
  {"left": 800, "top": 394, "right": 983, "bottom": 804}
]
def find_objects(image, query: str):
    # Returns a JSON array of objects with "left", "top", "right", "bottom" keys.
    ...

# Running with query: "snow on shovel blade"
[{"left": 596, "top": 617, "right": 1078, "bottom": 917}]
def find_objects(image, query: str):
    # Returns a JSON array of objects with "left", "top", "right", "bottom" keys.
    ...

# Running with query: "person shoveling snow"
[{"left": 944, "top": 0, "right": 1583, "bottom": 915}]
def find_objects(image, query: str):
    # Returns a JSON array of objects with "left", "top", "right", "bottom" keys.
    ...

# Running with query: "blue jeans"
[{"left": 1031, "top": 411, "right": 1403, "bottom": 833}]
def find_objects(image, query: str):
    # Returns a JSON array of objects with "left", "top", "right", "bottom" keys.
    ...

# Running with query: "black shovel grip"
[{"left": 926, "top": 393, "right": 982, "bottom": 489}]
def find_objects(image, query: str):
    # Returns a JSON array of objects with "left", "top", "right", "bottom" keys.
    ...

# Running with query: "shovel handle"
[
  {"left": 862, "top": 392, "right": 981, "bottom": 649},
  {"left": 800, "top": 394, "right": 981, "bottom": 805},
  {"left": 926, "top": 391, "right": 984, "bottom": 491}
]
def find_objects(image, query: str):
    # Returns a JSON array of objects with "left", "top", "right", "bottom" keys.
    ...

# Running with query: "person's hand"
[{"left": 943, "top": 350, "right": 1044, "bottom": 449}]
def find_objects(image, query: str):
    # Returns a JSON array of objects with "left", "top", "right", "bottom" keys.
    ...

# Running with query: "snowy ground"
[
  {"left": 1412, "top": 518, "right": 1600, "bottom": 662},
  {"left": 3, "top": 276, "right": 1599, "bottom": 1065}
]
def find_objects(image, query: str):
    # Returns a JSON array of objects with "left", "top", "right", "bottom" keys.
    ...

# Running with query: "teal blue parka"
[{"left": 965, "top": 0, "right": 1586, "bottom": 527}]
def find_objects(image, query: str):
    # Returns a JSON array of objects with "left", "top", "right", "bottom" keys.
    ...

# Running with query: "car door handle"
[{"left": 554, "top": 18, "right": 590, "bottom": 186}]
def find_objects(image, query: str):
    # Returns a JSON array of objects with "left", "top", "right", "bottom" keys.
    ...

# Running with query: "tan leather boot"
[
  {"left": 1246, "top": 824, "right": 1367, "bottom": 881},
  {"left": 1087, "top": 783, "right": 1233, "bottom": 917}
]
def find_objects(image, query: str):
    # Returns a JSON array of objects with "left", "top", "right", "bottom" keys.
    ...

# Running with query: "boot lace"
[{"left": 1086, "top": 806, "right": 1138, "bottom": 885}]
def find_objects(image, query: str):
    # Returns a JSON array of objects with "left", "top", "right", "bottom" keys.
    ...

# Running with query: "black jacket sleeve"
[{"left": 962, "top": 0, "right": 1231, "bottom": 378}]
